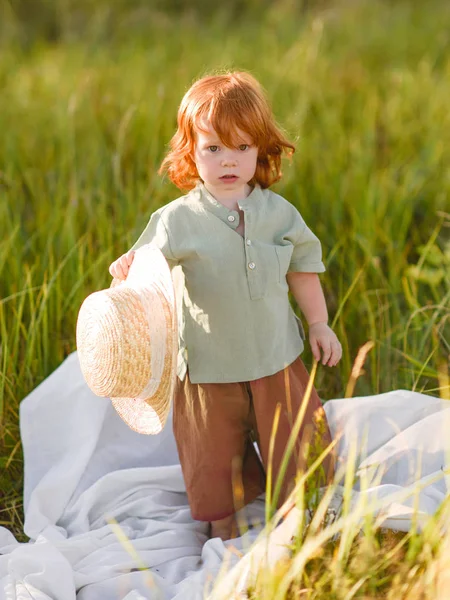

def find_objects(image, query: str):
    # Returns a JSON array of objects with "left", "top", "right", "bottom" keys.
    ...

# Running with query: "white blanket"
[{"left": 0, "top": 351, "right": 449, "bottom": 599}]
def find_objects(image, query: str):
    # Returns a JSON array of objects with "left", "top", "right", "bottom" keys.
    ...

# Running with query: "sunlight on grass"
[{"left": 0, "top": 0, "right": 449, "bottom": 593}]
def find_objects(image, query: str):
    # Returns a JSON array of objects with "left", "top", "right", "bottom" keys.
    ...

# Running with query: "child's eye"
[
  {"left": 238, "top": 144, "right": 249, "bottom": 151},
  {"left": 208, "top": 145, "right": 219, "bottom": 153}
]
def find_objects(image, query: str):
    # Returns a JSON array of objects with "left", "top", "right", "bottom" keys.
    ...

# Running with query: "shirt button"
[
  {"left": 246, "top": 239, "right": 252, "bottom": 246},
  {"left": 248, "top": 262, "right": 256, "bottom": 270},
  {"left": 227, "top": 215, "right": 235, "bottom": 222}
]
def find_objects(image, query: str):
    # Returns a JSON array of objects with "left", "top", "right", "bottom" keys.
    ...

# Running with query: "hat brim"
[{"left": 108, "top": 244, "right": 177, "bottom": 435}]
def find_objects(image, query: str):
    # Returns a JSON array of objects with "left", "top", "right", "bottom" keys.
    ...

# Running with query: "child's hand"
[
  {"left": 108, "top": 250, "right": 135, "bottom": 281},
  {"left": 308, "top": 322, "right": 342, "bottom": 367}
]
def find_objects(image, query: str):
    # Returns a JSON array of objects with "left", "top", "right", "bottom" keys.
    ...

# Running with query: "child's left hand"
[{"left": 308, "top": 322, "right": 342, "bottom": 367}]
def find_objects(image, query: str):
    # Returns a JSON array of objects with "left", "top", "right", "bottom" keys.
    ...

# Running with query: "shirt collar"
[{"left": 192, "top": 181, "right": 263, "bottom": 222}]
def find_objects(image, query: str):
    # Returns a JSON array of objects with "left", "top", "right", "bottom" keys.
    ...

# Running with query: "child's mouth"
[{"left": 220, "top": 175, "right": 238, "bottom": 181}]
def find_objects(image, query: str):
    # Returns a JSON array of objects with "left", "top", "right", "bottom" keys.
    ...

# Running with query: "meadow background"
[{"left": 0, "top": 0, "right": 449, "bottom": 595}]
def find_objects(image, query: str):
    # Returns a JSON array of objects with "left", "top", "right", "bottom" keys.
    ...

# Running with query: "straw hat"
[{"left": 76, "top": 244, "right": 177, "bottom": 435}]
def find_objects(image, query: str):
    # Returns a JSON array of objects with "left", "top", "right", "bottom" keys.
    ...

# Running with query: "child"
[{"left": 109, "top": 71, "right": 342, "bottom": 541}]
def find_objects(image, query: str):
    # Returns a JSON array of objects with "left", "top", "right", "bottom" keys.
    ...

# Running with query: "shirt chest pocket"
[
  {"left": 248, "top": 243, "right": 293, "bottom": 300},
  {"left": 275, "top": 245, "right": 294, "bottom": 283}
]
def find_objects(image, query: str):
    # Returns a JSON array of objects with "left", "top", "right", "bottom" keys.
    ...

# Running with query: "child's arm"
[{"left": 287, "top": 272, "right": 342, "bottom": 367}]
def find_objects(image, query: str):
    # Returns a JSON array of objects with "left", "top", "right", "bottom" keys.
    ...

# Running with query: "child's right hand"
[{"left": 109, "top": 250, "right": 135, "bottom": 281}]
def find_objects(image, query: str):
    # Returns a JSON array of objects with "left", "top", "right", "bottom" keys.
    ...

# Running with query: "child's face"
[{"left": 193, "top": 118, "right": 258, "bottom": 199}]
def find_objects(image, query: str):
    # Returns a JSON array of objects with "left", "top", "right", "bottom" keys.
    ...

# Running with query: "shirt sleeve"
[
  {"left": 288, "top": 208, "right": 326, "bottom": 273},
  {"left": 129, "top": 210, "right": 179, "bottom": 270}
]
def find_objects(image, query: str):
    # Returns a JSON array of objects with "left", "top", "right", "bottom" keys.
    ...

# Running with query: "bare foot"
[{"left": 209, "top": 514, "right": 237, "bottom": 541}]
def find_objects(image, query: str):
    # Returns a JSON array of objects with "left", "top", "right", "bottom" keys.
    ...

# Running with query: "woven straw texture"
[{"left": 76, "top": 244, "right": 176, "bottom": 434}]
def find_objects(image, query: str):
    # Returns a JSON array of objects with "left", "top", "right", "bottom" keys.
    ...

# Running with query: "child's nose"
[{"left": 221, "top": 154, "right": 238, "bottom": 167}]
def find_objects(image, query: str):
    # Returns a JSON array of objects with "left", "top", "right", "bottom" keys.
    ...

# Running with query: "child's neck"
[{"left": 203, "top": 182, "right": 253, "bottom": 210}]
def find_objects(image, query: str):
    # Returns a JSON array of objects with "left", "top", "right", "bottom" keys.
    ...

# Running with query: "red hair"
[{"left": 159, "top": 71, "right": 295, "bottom": 190}]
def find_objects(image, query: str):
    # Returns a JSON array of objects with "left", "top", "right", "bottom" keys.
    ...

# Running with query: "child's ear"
[
  {"left": 188, "top": 143, "right": 195, "bottom": 165},
  {"left": 187, "top": 149, "right": 196, "bottom": 166},
  {"left": 186, "top": 153, "right": 200, "bottom": 182}
]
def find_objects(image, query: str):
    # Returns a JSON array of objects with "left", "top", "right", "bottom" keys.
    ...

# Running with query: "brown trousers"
[{"left": 173, "top": 355, "right": 334, "bottom": 521}]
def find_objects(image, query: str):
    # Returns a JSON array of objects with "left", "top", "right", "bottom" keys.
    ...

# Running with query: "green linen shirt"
[{"left": 130, "top": 182, "right": 326, "bottom": 384}]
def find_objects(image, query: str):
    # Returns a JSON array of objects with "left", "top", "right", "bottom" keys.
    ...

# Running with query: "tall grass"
[{"left": 0, "top": 0, "right": 449, "bottom": 593}]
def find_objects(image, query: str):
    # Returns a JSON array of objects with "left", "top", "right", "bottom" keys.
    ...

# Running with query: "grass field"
[{"left": 0, "top": 0, "right": 449, "bottom": 596}]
